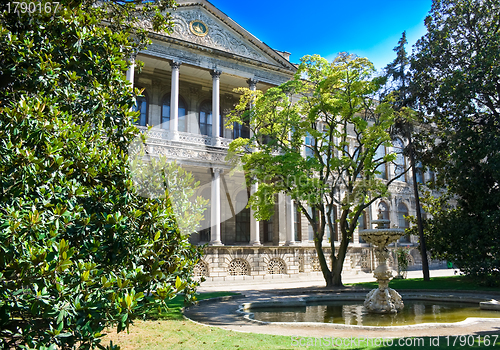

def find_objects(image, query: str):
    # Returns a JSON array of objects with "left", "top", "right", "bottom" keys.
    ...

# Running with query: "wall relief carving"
[{"left": 140, "top": 9, "right": 275, "bottom": 65}]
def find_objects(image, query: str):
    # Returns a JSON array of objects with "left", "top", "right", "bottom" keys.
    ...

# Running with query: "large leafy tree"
[
  {"left": 228, "top": 54, "right": 407, "bottom": 287},
  {"left": 0, "top": 1, "right": 206, "bottom": 349},
  {"left": 410, "top": 0, "right": 500, "bottom": 283}
]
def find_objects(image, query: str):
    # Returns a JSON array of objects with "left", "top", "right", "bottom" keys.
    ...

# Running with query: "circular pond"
[{"left": 249, "top": 300, "right": 500, "bottom": 327}]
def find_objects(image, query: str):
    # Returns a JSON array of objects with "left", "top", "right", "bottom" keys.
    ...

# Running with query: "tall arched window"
[
  {"left": 415, "top": 161, "right": 424, "bottom": 184},
  {"left": 133, "top": 91, "right": 148, "bottom": 126},
  {"left": 235, "top": 190, "right": 250, "bottom": 243},
  {"left": 305, "top": 132, "right": 315, "bottom": 158},
  {"left": 161, "top": 94, "right": 187, "bottom": 132},
  {"left": 393, "top": 138, "right": 406, "bottom": 181},
  {"left": 198, "top": 100, "right": 213, "bottom": 136},
  {"left": 233, "top": 121, "right": 250, "bottom": 139},
  {"left": 398, "top": 202, "right": 410, "bottom": 243},
  {"left": 294, "top": 202, "right": 302, "bottom": 241},
  {"left": 375, "top": 145, "right": 387, "bottom": 179},
  {"left": 307, "top": 206, "right": 320, "bottom": 241},
  {"left": 263, "top": 214, "right": 274, "bottom": 243}
]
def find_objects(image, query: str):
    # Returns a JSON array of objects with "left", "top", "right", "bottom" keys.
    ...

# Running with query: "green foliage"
[
  {"left": 410, "top": 0, "right": 500, "bottom": 283},
  {"left": 351, "top": 275, "right": 500, "bottom": 291},
  {"left": 228, "top": 53, "right": 404, "bottom": 287},
  {"left": 0, "top": 1, "right": 205, "bottom": 349},
  {"left": 395, "top": 248, "right": 410, "bottom": 279},
  {"left": 407, "top": 190, "right": 500, "bottom": 287}
]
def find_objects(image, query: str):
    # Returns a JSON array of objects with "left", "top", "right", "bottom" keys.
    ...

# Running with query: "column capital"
[
  {"left": 247, "top": 78, "right": 258, "bottom": 90},
  {"left": 170, "top": 60, "right": 182, "bottom": 69},
  {"left": 212, "top": 167, "right": 224, "bottom": 175},
  {"left": 210, "top": 69, "right": 222, "bottom": 78}
]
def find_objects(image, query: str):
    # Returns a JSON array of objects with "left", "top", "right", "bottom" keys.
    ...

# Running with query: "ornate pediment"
[
  {"left": 139, "top": 1, "right": 295, "bottom": 72},
  {"left": 168, "top": 8, "right": 274, "bottom": 65}
]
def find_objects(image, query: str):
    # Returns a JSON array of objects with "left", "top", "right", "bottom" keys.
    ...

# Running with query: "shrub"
[{"left": 0, "top": 2, "right": 205, "bottom": 348}]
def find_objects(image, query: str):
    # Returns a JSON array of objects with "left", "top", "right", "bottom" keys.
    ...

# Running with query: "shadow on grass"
[{"left": 146, "top": 291, "right": 240, "bottom": 321}]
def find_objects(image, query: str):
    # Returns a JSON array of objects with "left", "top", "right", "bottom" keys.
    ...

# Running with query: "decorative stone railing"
[{"left": 136, "top": 126, "right": 233, "bottom": 149}]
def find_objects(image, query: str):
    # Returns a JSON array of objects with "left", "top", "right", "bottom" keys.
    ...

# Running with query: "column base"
[
  {"left": 170, "top": 131, "right": 179, "bottom": 141},
  {"left": 212, "top": 136, "right": 220, "bottom": 147},
  {"left": 249, "top": 241, "right": 262, "bottom": 246},
  {"left": 209, "top": 241, "right": 223, "bottom": 246},
  {"left": 284, "top": 241, "right": 298, "bottom": 246}
]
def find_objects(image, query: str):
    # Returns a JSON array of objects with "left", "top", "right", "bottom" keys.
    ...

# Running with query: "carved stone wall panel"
[
  {"left": 193, "top": 260, "right": 209, "bottom": 277},
  {"left": 148, "top": 145, "right": 227, "bottom": 164},
  {"left": 228, "top": 258, "right": 251, "bottom": 276},
  {"left": 267, "top": 258, "right": 287, "bottom": 275}
]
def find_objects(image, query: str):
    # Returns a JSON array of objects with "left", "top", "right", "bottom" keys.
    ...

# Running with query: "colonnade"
[{"left": 126, "top": 59, "right": 286, "bottom": 246}]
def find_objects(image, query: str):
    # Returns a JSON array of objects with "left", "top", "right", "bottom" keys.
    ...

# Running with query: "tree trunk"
[
  {"left": 314, "top": 237, "right": 333, "bottom": 286},
  {"left": 330, "top": 213, "right": 351, "bottom": 287},
  {"left": 409, "top": 138, "right": 430, "bottom": 281},
  {"left": 331, "top": 259, "right": 344, "bottom": 287}
]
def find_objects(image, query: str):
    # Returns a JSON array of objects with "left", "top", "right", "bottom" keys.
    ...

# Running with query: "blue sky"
[{"left": 209, "top": 0, "right": 432, "bottom": 71}]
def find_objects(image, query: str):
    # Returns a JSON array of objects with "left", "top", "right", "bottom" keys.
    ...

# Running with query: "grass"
[
  {"left": 103, "top": 319, "right": 302, "bottom": 350},
  {"left": 102, "top": 319, "right": 500, "bottom": 350},
  {"left": 101, "top": 279, "right": 500, "bottom": 349},
  {"left": 348, "top": 275, "right": 500, "bottom": 292}
]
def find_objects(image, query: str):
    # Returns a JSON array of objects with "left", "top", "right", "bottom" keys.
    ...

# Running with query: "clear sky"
[{"left": 208, "top": 0, "right": 432, "bottom": 72}]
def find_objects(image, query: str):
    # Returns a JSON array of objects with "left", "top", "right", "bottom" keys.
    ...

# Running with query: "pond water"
[{"left": 250, "top": 300, "right": 500, "bottom": 327}]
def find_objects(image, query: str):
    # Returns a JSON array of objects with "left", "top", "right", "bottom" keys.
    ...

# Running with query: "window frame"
[
  {"left": 161, "top": 93, "right": 188, "bottom": 131},
  {"left": 133, "top": 89, "right": 148, "bottom": 127}
]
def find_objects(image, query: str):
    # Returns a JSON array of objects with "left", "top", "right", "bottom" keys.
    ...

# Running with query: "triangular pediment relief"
[
  {"left": 139, "top": 2, "right": 295, "bottom": 71},
  {"left": 169, "top": 8, "right": 275, "bottom": 65}
]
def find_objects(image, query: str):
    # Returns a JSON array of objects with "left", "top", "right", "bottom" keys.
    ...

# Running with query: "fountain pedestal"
[
  {"left": 363, "top": 247, "right": 404, "bottom": 313},
  {"left": 359, "top": 213, "right": 405, "bottom": 314}
]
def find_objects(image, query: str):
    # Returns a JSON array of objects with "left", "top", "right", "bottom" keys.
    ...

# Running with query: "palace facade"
[{"left": 128, "top": 0, "right": 433, "bottom": 280}]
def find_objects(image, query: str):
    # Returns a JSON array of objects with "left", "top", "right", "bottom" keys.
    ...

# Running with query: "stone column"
[
  {"left": 249, "top": 181, "right": 261, "bottom": 246},
  {"left": 126, "top": 58, "right": 135, "bottom": 87},
  {"left": 211, "top": 69, "right": 222, "bottom": 144},
  {"left": 247, "top": 78, "right": 261, "bottom": 246},
  {"left": 278, "top": 192, "right": 287, "bottom": 245},
  {"left": 210, "top": 168, "right": 223, "bottom": 246},
  {"left": 285, "top": 195, "right": 296, "bottom": 246},
  {"left": 170, "top": 60, "right": 181, "bottom": 139}
]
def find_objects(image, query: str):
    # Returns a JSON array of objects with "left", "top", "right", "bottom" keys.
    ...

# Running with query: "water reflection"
[{"left": 251, "top": 301, "right": 500, "bottom": 327}]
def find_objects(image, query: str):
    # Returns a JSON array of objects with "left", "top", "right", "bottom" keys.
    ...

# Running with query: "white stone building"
[{"left": 128, "top": 0, "right": 432, "bottom": 280}]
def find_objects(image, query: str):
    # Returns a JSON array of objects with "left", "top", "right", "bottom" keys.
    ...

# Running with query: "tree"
[
  {"left": 410, "top": 0, "right": 500, "bottom": 283},
  {"left": 0, "top": 1, "right": 206, "bottom": 348},
  {"left": 227, "top": 53, "right": 407, "bottom": 287},
  {"left": 384, "top": 32, "right": 430, "bottom": 281}
]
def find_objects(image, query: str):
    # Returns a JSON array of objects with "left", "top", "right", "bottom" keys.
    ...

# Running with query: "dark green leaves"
[{"left": 0, "top": 1, "right": 202, "bottom": 349}]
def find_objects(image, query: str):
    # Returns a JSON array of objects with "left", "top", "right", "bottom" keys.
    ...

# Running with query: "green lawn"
[
  {"left": 103, "top": 319, "right": 500, "bottom": 350},
  {"left": 101, "top": 280, "right": 500, "bottom": 349},
  {"left": 349, "top": 275, "right": 500, "bottom": 292}
]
